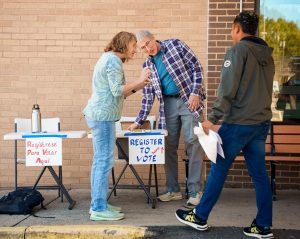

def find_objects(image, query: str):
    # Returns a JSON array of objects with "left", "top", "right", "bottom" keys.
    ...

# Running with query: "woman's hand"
[
  {"left": 136, "top": 68, "right": 151, "bottom": 90},
  {"left": 123, "top": 68, "right": 151, "bottom": 97}
]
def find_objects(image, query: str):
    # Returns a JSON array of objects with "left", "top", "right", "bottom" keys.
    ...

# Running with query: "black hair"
[{"left": 233, "top": 11, "right": 259, "bottom": 35}]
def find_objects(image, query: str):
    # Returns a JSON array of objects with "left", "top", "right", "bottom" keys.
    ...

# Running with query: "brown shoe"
[{"left": 158, "top": 191, "right": 183, "bottom": 202}]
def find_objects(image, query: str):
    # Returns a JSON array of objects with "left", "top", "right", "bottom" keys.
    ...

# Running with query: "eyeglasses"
[{"left": 140, "top": 39, "right": 152, "bottom": 51}]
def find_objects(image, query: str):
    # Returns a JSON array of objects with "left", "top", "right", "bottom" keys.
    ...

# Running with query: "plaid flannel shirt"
[{"left": 135, "top": 39, "right": 206, "bottom": 129}]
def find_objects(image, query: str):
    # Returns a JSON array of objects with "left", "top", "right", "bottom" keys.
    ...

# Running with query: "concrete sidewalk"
[{"left": 0, "top": 188, "right": 299, "bottom": 238}]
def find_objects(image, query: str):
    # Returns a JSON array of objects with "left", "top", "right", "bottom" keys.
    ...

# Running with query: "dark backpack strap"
[
  {"left": 29, "top": 200, "right": 55, "bottom": 218},
  {"left": 41, "top": 201, "right": 47, "bottom": 210},
  {"left": 30, "top": 212, "right": 55, "bottom": 219}
]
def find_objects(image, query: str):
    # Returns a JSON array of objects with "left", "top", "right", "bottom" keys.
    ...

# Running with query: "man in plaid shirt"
[{"left": 128, "top": 30, "right": 206, "bottom": 208}]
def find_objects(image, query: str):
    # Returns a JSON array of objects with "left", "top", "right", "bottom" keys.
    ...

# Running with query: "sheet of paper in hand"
[{"left": 194, "top": 123, "right": 225, "bottom": 163}]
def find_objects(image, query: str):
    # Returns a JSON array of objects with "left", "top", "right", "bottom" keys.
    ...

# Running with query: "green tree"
[{"left": 259, "top": 16, "right": 300, "bottom": 58}]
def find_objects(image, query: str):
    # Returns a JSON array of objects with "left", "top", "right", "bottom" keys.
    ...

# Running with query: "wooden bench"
[
  {"left": 183, "top": 122, "right": 300, "bottom": 200},
  {"left": 264, "top": 122, "right": 300, "bottom": 200}
]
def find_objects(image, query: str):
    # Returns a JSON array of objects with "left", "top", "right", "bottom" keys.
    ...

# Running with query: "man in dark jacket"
[{"left": 175, "top": 11, "right": 275, "bottom": 239}]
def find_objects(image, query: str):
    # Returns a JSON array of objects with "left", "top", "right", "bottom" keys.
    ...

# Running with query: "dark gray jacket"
[{"left": 208, "top": 37, "right": 275, "bottom": 125}]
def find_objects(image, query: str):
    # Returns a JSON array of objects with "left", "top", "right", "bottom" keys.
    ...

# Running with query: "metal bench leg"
[{"left": 271, "top": 161, "right": 277, "bottom": 201}]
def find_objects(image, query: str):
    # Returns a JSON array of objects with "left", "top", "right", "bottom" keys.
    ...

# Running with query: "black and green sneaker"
[
  {"left": 175, "top": 209, "right": 208, "bottom": 231},
  {"left": 243, "top": 219, "right": 274, "bottom": 239}
]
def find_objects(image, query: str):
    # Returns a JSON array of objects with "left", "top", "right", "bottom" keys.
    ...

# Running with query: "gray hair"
[{"left": 136, "top": 30, "right": 154, "bottom": 42}]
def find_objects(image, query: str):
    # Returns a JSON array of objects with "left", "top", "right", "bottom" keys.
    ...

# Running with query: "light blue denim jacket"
[{"left": 83, "top": 52, "right": 125, "bottom": 121}]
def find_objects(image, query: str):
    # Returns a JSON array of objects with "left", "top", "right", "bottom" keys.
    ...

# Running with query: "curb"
[
  {"left": 0, "top": 225, "right": 148, "bottom": 239},
  {"left": 0, "top": 227, "right": 26, "bottom": 239}
]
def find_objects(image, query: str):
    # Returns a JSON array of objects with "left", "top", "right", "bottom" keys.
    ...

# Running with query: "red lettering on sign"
[{"left": 27, "top": 150, "right": 39, "bottom": 156}]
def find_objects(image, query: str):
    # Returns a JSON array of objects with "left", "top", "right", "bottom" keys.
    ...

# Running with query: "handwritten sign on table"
[
  {"left": 128, "top": 133, "right": 165, "bottom": 165},
  {"left": 25, "top": 137, "right": 62, "bottom": 166}
]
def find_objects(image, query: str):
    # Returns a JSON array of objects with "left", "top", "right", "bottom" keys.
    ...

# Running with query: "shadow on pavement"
[{"left": 146, "top": 226, "right": 300, "bottom": 239}]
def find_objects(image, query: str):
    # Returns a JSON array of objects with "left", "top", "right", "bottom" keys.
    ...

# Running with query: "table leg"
[
  {"left": 111, "top": 168, "right": 117, "bottom": 196},
  {"left": 59, "top": 166, "right": 63, "bottom": 202},
  {"left": 47, "top": 166, "right": 76, "bottom": 209},
  {"left": 14, "top": 140, "right": 18, "bottom": 190},
  {"left": 107, "top": 163, "right": 128, "bottom": 200},
  {"left": 154, "top": 164, "right": 158, "bottom": 197},
  {"left": 32, "top": 167, "right": 47, "bottom": 189},
  {"left": 128, "top": 164, "right": 156, "bottom": 208},
  {"left": 114, "top": 138, "right": 156, "bottom": 208},
  {"left": 147, "top": 165, "right": 153, "bottom": 203},
  {"left": 33, "top": 166, "right": 76, "bottom": 210}
]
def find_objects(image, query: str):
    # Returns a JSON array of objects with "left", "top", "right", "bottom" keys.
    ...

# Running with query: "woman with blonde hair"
[{"left": 83, "top": 31, "right": 150, "bottom": 221}]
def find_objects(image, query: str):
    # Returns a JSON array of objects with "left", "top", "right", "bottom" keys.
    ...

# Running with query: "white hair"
[{"left": 136, "top": 30, "right": 154, "bottom": 42}]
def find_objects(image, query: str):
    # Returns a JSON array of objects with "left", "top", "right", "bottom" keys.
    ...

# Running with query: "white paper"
[
  {"left": 26, "top": 137, "right": 62, "bottom": 166},
  {"left": 194, "top": 123, "right": 225, "bottom": 163}
]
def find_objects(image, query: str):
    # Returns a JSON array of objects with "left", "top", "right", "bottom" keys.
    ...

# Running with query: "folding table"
[
  {"left": 4, "top": 131, "right": 87, "bottom": 210},
  {"left": 108, "top": 129, "right": 168, "bottom": 209}
]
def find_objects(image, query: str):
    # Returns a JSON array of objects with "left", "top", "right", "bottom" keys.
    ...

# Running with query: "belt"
[{"left": 162, "top": 94, "right": 180, "bottom": 98}]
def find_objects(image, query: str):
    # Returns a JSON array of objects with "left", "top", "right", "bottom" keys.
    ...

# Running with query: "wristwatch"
[{"left": 131, "top": 89, "right": 136, "bottom": 94}]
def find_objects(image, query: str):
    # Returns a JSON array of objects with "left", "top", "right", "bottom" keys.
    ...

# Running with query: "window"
[{"left": 259, "top": 0, "right": 300, "bottom": 122}]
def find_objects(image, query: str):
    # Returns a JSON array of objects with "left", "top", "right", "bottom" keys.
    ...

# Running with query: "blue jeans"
[
  {"left": 85, "top": 118, "right": 115, "bottom": 212},
  {"left": 195, "top": 121, "right": 273, "bottom": 227}
]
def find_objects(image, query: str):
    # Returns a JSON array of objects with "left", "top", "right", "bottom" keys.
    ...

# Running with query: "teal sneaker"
[
  {"left": 89, "top": 204, "right": 122, "bottom": 214},
  {"left": 90, "top": 209, "right": 124, "bottom": 221},
  {"left": 107, "top": 203, "right": 122, "bottom": 212}
]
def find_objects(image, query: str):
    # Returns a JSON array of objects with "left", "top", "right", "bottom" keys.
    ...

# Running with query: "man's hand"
[
  {"left": 201, "top": 119, "right": 213, "bottom": 135},
  {"left": 188, "top": 95, "right": 200, "bottom": 112},
  {"left": 127, "top": 122, "right": 140, "bottom": 131}
]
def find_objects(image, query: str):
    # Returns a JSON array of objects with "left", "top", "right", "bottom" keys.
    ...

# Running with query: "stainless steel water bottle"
[{"left": 31, "top": 104, "right": 41, "bottom": 133}]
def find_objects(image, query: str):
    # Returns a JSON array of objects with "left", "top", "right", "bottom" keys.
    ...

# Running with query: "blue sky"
[{"left": 261, "top": 0, "right": 300, "bottom": 27}]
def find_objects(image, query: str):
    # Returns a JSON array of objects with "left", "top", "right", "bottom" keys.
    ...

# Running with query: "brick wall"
[
  {"left": 206, "top": 0, "right": 300, "bottom": 190},
  {"left": 1, "top": 0, "right": 298, "bottom": 191},
  {"left": 0, "top": 0, "right": 208, "bottom": 189}
]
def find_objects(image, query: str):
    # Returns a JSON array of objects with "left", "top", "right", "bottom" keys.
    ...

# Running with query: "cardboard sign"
[
  {"left": 25, "top": 137, "right": 62, "bottom": 166},
  {"left": 128, "top": 134, "right": 165, "bottom": 164}
]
